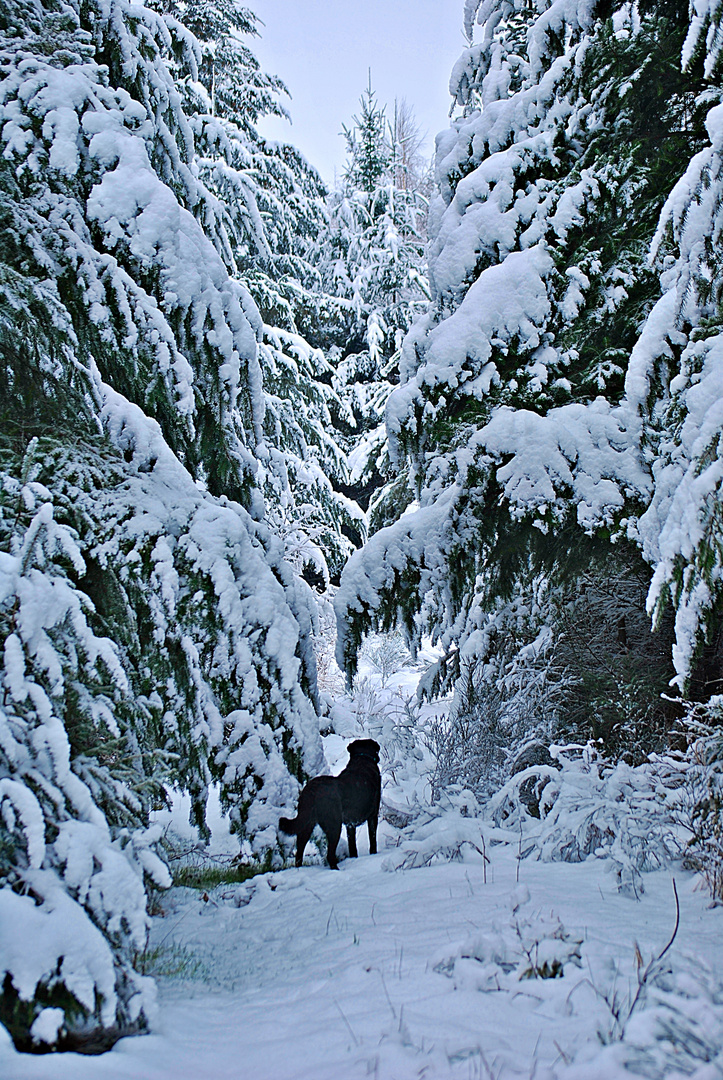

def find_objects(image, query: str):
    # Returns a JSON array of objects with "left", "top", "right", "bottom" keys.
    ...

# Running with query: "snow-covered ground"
[
  {"left": 2, "top": 652, "right": 723, "bottom": 1080},
  {"left": 2, "top": 850, "right": 721, "bottom": 1079}
]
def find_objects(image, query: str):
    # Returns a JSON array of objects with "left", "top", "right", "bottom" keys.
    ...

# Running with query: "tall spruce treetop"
[
  {"left": 336, "top": 0, "right": 722, "bottom": 709},
  {"left": 312, "top": 84, "right": 430, "bottom": 528},
  {"left": 342, "top": 77, "right": 389, "bottom": 195}
]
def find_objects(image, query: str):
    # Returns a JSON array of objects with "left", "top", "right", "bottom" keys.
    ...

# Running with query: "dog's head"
[{"left": 347, "top": 738, "right": 380, "bottom": 763}]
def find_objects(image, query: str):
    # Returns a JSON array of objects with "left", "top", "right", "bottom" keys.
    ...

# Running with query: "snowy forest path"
[{"left": 3, "top": 850, "right": 720, "bottom": 1080}]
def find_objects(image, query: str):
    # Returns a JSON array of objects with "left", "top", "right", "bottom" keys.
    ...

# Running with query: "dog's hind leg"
[
  {"left": 295, "top": 824, "right": 313, "bottom": 867},
  {"left": 346, "top": 824, "right": 358, "bottom": 858},
  {"left": 367, "top": 812, "right": 378, "bottom": 855},
  {"left": 324, "top": 820, "right": 342, "bottom": 870}
]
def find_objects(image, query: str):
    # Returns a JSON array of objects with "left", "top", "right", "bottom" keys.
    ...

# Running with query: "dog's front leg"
[
  {"left": 346, "top": 824, "right": 358, "bottom": 858},
  {"left": 367, "top": 813, "right": 378, "bottom": 855}
]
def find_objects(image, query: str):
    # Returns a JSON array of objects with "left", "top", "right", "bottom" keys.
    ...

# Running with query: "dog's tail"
[{"left": 279, "top": 815, "right": 299, "bottom": 835}]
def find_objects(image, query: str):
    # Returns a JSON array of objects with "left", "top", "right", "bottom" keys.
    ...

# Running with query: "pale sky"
[{"left": 250, "top": 0, "right": 468, "bottom": 187}]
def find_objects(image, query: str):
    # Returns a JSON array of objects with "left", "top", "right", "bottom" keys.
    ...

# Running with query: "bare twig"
[
  {"left": 655, "top": 878, "right": 680, "bottom": 965},
  {"left": 553, "top": 1039, "right": 572, "bottom": 1065},
  {"left": 621, "top": 877, "right": 680, "bottom": 1037},
  {"left": 334, "top": 1001, "right": 358, "bottom": 1046},
  {"left": 379, "top": 970, "right": 397, "bottom": 1018}
]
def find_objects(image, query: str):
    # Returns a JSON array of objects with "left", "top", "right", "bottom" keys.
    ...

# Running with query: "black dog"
[{"left": 279, "top": 739, "right": 381, "bottom": 869}]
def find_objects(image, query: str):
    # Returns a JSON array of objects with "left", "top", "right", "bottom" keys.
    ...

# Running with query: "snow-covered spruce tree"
[
  {"left": 336, "top": 0, "right": 720, "bottom": 768},
  {"left": 311, "top": 83, "right": 431, "bottom": 531},
  {"left": 631, "top": 3, "right": 723, "bottom": 696},
  {"left": 0, "top": 0, "right": 325, "bottom": 1051},
  {"left": 151, "top": 0, "right": 361, "bottom": 586},
  {"left": 0, "top": 448, "right": 168, "bottom": 1052}
]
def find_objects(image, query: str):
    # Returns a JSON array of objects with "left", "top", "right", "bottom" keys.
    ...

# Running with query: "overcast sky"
[{"left": 250, "top": 0, "right": 468, "bottom": 187}]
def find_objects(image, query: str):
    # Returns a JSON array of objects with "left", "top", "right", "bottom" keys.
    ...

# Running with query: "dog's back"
[{"left": 279, "top": 777, "right": 341, "bottom": 836}]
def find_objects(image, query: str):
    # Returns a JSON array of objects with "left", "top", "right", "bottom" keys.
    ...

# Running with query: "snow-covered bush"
[
  {"left": 487, "top": 744, "right": 683, "bottom": 896},
  {"left": 376, "top": 691, "right": 427, "bottom": 767},
  {"left": 562, "top": 954, "right": 723, "bottom": 1080},
  {"left": 425, "top": 652, "right": 559, "bottom": 802},
  {"left": 432, "top": 886, "right": 582, "bottom": 990},
  {"left": 346, "top": 675, "right": 386, "bottom": 732},
  {"left": 359, "top": 631, "right": 413, "bottom": 688},
  {"left": 382, "top": 788, "right": 490, "bottom": 870},
  {"left": 671, "top": 699, "right": 723, "bottom": 903},
  {"left": 343, "top": 643, "right": 434, "bottom": 791},
  {"left": 416, "top": 580, "right": 568, "bottom": 800}
]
